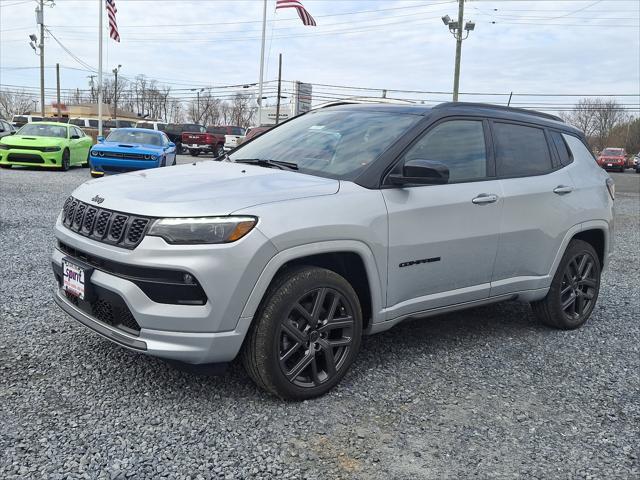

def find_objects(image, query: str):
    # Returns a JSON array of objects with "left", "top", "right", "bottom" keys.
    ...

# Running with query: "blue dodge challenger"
[{"left": 89, "top": 128, "right": 177, "bottom": 177}]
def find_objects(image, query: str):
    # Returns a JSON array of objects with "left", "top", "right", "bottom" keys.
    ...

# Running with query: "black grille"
[
  {"left": 127, "top": 218, "right": 148, "bottom": 244},
  {"left": 7, "top": 153, "right": 44, "bottom": 163},
  {"left": 62, "top": 196, "right": 153, "bottom": 249},
  {"left": 98, "top": 151, "right": 151, "bottom": 160}
]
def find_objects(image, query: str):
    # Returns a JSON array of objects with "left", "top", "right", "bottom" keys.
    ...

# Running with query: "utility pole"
[
  {"left": 112, "top": 65, "right": 121, "bottom": 120},
  {"left": 442, "top": 1, "right": 475, "bottom": 101},
  {"left": 56, "top": 63, "right": 61, "bottom": 121},
  {"left": 275, "top": 53, "right": 282, "bottom": 125},
  {"left": 35, "top": 0, "right": 45, "bottom": 117},
  {"left": 452, "top": 0, "right": 464, "bottom": 102}
]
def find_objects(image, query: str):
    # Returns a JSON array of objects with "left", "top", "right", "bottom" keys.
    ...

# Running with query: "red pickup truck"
[
  {"left": 182, "top": 125, "right": 244, "bottom": 158},
  {"left": 597, "top": 147, "right": 628, "bottom": 172}
]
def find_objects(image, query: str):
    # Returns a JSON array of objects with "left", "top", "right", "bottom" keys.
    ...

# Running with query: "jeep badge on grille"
[{"left": 91, "top": 195, "right": 105, "bottom": 204}]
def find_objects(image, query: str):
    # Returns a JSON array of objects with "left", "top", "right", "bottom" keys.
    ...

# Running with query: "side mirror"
[
  {"left": 70, "top": 134, "right": 80, "bottom": 140},
  {"left": 10, "top": 131, "right": 16, "bottom": 135},
  {"left": 167, "top": 142, "right": 175, "bottom": 148},
  {"left": 388, "top": 159, "right": 450, "bottom": 186},
  {"left": 97, "top": 136, "right": 105, "bottom": 143}
]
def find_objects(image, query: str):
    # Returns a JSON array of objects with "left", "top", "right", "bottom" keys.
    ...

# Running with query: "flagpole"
[
  {"left": 257, "top": 0, "right": 267, "bottom": 126},
  {"left": 98, "top": 0, "right": 103, "bottom": 137}
]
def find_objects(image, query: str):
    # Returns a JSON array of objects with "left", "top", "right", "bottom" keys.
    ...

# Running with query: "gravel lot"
[{"left": 1, "top": 161, "right": 638, "bottom": 479}]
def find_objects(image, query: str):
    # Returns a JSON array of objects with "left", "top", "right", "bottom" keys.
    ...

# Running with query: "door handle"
[
  {"left": 472, "top": 193, "right": 498, "bottom": 205},
  {"left": 553, "top": 185, "right": 574, "bottom": 195}
]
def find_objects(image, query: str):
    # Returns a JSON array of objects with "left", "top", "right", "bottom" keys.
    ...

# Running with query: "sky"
[{"left": 0, "top": 0, "right": 639, "bottom": 112}]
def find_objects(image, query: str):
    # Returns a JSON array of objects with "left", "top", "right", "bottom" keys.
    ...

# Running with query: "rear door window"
[
  {"left": 88, "top": 120, "right": 98, "bottom": 128},
  {"left": 493, "top": 122, "right": 552, "bottom": 177}
]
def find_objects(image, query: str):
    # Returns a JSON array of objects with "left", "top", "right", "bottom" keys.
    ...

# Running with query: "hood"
[
  {"left": 71, "top": 161, "right": 340, "bottom": 217},
  {"left": 2, "top": 135, "right": 64, "bottom": 147}
]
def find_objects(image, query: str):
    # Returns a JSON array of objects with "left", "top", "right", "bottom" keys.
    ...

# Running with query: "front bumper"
[
  {"left": 0, "top": 148, "right": 62, "bottom": 167},
  {"left": 186, "top": 144, "right": 213, "bottom": 152},
  {"left": 89, "top": 155, "right": 161, "bottom": 175},
  {"left": 52, "top": 217, "right": 278, "bottom": 363},
  {"left": 53, "top": 287, "right": 252, "bottom": 362}
]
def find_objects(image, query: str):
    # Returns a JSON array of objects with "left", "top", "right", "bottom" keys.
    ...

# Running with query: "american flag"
[
  {"left": 275, "top": 0, "right": 316, "bottom": 26},
  {"left": 105, "top": 0, "right": 120, "bottom": 42}
]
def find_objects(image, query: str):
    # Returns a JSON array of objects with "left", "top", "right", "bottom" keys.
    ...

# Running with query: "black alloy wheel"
[
  {"left": 242, "top": 266, "right": 362, "bottom": 400},
  {"left": 559, "top": 252, "right": 598, "bottom": 321},
  {"left": 278, "top": 287, "right": 355, "bottom": 388},
  {"left": 532, "top": 239, "right": 601, "bottom": 329},
  {"left": 61, "top": 149, "right": 70, "bottom": 171}
]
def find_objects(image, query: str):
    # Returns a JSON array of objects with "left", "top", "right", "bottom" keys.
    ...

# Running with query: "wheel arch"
[
  {"left": 572, "top": 228, "right": 606, "bottom": 268},
  {"left": 240, "top": 241, "right": 385, "bottom": 332}
]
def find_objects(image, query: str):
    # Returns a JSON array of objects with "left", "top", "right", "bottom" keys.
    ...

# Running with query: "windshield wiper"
[{"left": 233, "top": 158, "right": 298, "bottom": 170}]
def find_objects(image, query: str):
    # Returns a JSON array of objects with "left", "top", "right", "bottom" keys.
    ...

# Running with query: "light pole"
[
  {"left": 112, "top": 65, "right": 121, "bottom": 121},
  {"left": 191, "top": 88, "right": 205, "bottom": 122},
  {"left": 442, "top": 0, "right": 475, "bottom": 101}
]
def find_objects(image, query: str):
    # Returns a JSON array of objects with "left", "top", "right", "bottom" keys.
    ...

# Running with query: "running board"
[{"left": 367, "top": 294, "right": 518, "bottom": 335}]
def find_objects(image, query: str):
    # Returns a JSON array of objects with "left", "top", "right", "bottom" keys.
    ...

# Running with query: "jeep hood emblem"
[{"left": 91, "top": 195, "right": 105, "bottom": 204}]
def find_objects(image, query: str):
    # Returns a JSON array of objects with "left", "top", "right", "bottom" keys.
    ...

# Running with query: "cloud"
[{"left": 0, "top": 0, "right": 638, "bottom": 111}]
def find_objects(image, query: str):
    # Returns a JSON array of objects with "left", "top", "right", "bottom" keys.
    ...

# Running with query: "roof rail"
[{"left": 433, "top": 102, "right": 564, "bottom": 123}]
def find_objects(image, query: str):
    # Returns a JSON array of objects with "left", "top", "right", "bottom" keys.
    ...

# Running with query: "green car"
[{"left": 0, "top": 122, "right": 92, "bottom": 171}]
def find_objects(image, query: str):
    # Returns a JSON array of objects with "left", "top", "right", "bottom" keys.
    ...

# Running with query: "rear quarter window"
[
  {"left": 550, "top": 131, "right": 574, "bottom": 166},
  {"left": 562, "top": 134, "right": 598, "bottom": 165},
  {"left": 493, "top": 122, "right": 552, "bottom": 177}
]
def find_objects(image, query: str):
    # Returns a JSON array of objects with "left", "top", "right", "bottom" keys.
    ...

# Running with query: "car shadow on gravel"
[{"left": 61, "top": 300, "right": 549, "bottom": 402}]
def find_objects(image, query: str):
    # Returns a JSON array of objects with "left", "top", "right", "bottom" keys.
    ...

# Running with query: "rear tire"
[
  {"left": 60, "top": 149, "right": 70, "bottom": 171},
  {"left": 242, "top": 266, "right": 362, "bottom": 400},
  {"left": 532, "top": 239, "right": 601, "bottom": 330}
]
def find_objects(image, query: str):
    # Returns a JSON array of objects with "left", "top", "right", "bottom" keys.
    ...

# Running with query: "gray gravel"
[{"left": 1, "top": 164, "right": 638, "bottom": 479}]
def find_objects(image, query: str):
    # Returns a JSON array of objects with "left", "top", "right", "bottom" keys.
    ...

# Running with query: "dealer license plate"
[{"left": 62, "top": 260, "right": 86, "bottom": 299}]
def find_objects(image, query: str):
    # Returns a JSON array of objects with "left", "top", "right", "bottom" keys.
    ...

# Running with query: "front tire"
[
  {"left": 242, "top": 266, "right": 362, "bottom": 400},
  {"left": 532, "top": 239, "right": 601, "bottom": 329},
  {"left": 60, "top": 149, "right": 70, "bottom": 171}
]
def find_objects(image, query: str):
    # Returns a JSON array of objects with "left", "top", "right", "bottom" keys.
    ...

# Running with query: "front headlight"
[
  {"left": 147, "top": 216, "right": 257, "bottom": 244},
  {"left": 42, "top": 146, "right": 61, "bottom": 152},
  {"left": 0, "top": 143, "right": 9, "bottom": 150}
]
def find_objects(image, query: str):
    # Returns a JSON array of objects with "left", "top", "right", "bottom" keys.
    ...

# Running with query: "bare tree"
[
  {"left": 562, "top": 98, "right": 598, "bottom": 138},
  {"left": 592, "top": 99, "right": 626, "bottom": 150},
  {"left": 0, "top": 90, "right": 36, "bottom": 118}
]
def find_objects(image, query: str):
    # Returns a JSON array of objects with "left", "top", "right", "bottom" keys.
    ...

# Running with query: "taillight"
[
  {"left": 606, "top": 177, "right": 615, "bottom": 200},
  {"left": 206, "top": 134, "right": 214, "bottom": 143}
]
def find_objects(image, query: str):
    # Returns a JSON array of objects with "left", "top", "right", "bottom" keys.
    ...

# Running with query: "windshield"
[
  {"left": 106, "top": 130, "right": 163, "bottom": 146},
  {"left": 183, "top": 124, "right": 205, "bottom": 133},
  {"left": 602, "top": 148, "right": 623, "bottom": 156},
  {"left": 18, "top": 123, "right": 67, "bottom": 138},
  {"left": 229, "top": 109, "right": 419, "bottom": 179}
]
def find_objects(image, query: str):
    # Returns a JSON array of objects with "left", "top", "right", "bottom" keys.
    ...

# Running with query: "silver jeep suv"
[{"left": 52, "top": 103, "right": 615, "bottom": 400}]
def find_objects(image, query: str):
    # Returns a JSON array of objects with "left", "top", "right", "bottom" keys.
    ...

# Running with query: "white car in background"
[{"left": 223, "top": 126, "right": 246, "bottom": 152}]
